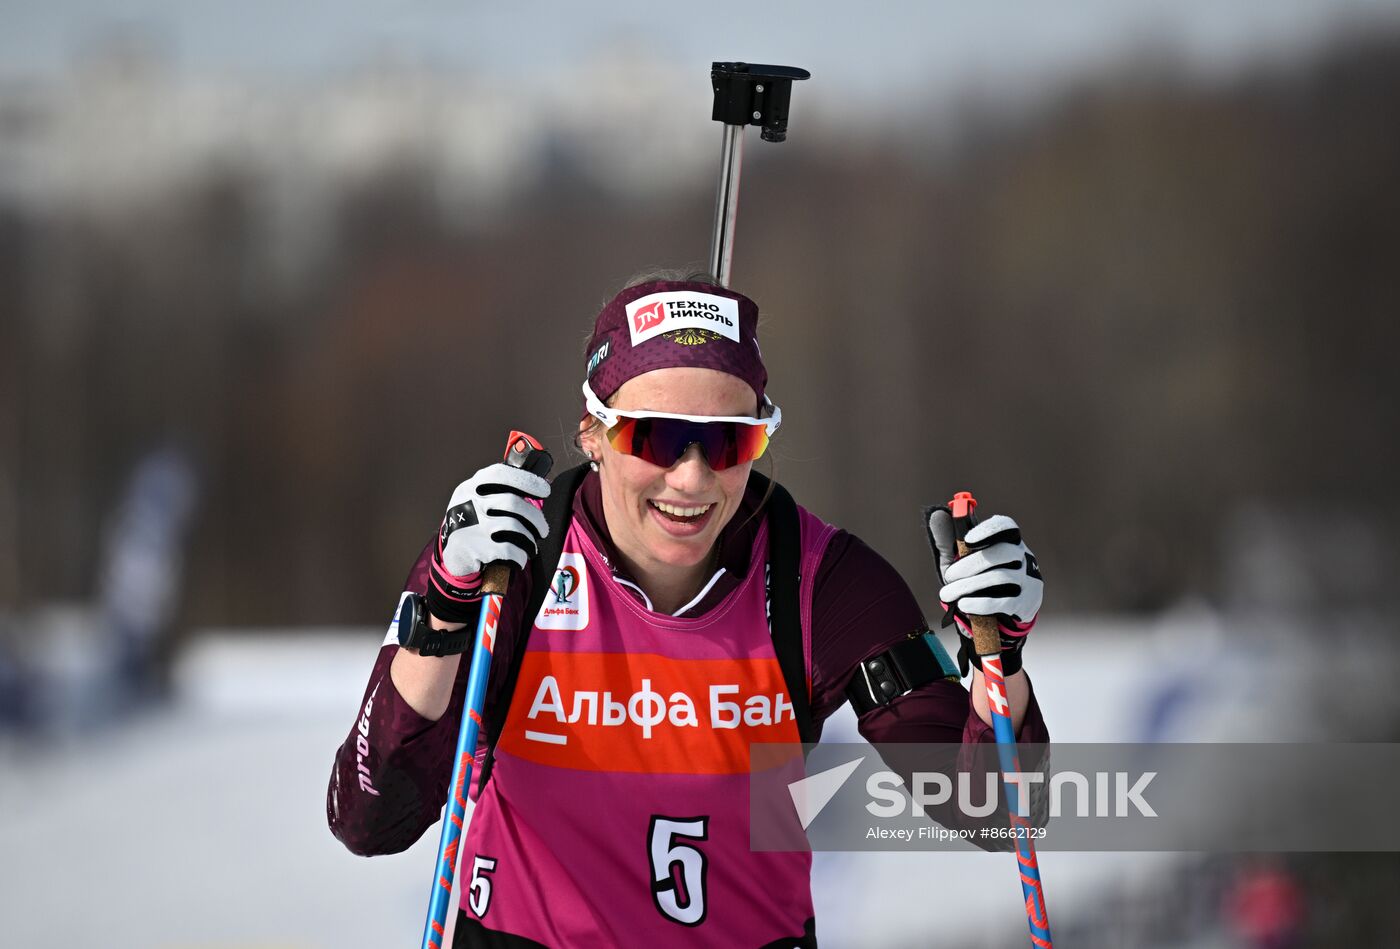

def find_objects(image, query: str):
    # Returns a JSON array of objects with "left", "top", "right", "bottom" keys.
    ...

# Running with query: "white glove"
[
  {"left": 932, "top": 513, "right": 1043, "bottom": 623},
  {"left": 925, "top": 508, "right": 1043, "bottom": 675},
  {"left": 427, "top": 463, "right": 550, "bottom": 621}
]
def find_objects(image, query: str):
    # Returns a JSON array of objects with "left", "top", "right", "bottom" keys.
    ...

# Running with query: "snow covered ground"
[{"left": 0, "top": 615, "right": 1324, "bottom": 948}]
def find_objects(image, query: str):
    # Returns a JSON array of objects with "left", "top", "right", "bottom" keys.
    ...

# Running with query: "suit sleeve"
[
  {"left": 326, "top": 537, "right": 529, "bottom": 856},
  {"left": 806, "top": 530, "right": 1049, "bottom": 849}
]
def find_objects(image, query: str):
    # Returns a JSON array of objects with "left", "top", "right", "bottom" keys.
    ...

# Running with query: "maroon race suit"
[{"left": 329, "top": 473, "right": 1050, "bottom": 945}]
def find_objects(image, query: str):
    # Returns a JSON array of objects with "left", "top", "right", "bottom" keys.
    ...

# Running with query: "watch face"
[{"left": 396, "top": 594, "right": 420, "bottom": 647}]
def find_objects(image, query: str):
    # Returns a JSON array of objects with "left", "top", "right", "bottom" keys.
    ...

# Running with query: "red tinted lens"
[{"left": 606, "top": 417, "right": 769, "bottom": 471}]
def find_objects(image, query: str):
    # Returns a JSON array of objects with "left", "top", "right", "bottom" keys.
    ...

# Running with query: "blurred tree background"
[{"left": 1, "top": 26, "right": 1396, "bottom": 630}]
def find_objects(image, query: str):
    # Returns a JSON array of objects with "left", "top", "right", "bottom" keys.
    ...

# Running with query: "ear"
[{"left": 578, "top": 417, "right": 603, "bottom": 460}]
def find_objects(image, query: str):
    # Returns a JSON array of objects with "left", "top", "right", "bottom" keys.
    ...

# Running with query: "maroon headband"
[{"left": 583, "top": 280, "right": 767, "bottom": 407}]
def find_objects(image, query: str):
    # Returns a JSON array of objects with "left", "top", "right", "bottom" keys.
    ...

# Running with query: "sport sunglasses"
[{"left": 582, "top": 381, "right": 782, "bottom": 471}]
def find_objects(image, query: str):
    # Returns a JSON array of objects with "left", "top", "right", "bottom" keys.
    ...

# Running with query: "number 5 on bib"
[{"left": 648, "top": 815, "right": 709, "bottom": 927}]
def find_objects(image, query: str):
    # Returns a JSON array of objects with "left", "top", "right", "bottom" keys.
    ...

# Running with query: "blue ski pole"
[
  {"left": 421, "top": 431, "right": 551, "bottom": 949},
  {"left": 950, "top": 490, "right": 1052, "bottom": 949}
]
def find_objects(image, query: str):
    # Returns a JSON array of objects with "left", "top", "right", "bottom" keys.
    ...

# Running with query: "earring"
[{"left": 587, "top": 451, "right": 599, "bottom": 472}]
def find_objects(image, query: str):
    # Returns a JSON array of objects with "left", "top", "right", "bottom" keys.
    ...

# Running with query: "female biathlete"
[{"left": 329, "top": 273, "right": 1050, "bottom": 947}]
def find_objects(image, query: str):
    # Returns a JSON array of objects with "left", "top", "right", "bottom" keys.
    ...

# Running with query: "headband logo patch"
[
  {"left": 632, "top": 300, "right": 666, "bottom": 335},
  {"left": 665, "top": 327, "right": 722, "bottom": 346},
  {"left": 625, "top": 292, "right": 741, "bottom": 347},
  {"left": 586, "top": 340, "right": 612, "bottom": 378}
]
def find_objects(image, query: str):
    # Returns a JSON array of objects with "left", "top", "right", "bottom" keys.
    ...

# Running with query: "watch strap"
[
  {"left": 398, "top": 593, "right": 474, "bottom": 657},
  {"left": 413, "top": 626, "right": 473, "bottom": 657}
]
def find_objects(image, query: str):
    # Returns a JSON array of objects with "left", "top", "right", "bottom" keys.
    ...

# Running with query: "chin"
[
  {"left": 651, "top": 538, "right": 714, "bottom": 567},
  {"left": 644, "top": 525, "right": 719, "bottom": 567}
]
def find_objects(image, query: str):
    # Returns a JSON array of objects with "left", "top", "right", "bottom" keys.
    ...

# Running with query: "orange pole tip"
[
  {"left": 505, "top": 430, "right": 543, "bottom": 456},
  {"left": 949, "top": 490, "right": 978, "bottom": 519}
]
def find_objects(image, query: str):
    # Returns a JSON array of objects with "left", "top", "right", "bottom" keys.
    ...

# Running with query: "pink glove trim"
[
  {"left": 429, "top": 558, "right": 482, "bottom": 602},
  {"left": 434, "top": 528, "right": 483, "bottom": 582},
  {"left": 942, "top": 601, "right": 1037, "bottom": 639}
]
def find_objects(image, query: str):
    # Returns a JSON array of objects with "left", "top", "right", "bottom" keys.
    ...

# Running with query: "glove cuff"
[
  {"left": 427, "top": 559, "right": 483, "bottom": 623},
  {"left": 426, "top": 583, "right": 482, "bottom": 624}
]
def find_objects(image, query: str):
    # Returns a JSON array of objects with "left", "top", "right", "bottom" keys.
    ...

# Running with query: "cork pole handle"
[{"left": 480, "top": 562, "right": 512, "bottom": 597}]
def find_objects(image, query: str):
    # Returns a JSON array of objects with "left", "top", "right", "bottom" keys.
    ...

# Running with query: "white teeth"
[{"left": 652, "top": 500, "right": 713, "bottom": 518}]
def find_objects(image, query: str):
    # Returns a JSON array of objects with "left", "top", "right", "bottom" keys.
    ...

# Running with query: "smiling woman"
[
  {"left": 582, "top": 366, "right": 758, "bottom": 614},
  {"left": 576, "top": 272, "right": 773, "bottom": 614},
  {"left": 328, "top": 269, "right": 1052, "bottom": 948}
]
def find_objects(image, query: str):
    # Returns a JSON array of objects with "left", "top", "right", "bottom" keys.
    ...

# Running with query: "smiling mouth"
[{"left": 648, "top": 500, "right": 715, "bottom": 524}]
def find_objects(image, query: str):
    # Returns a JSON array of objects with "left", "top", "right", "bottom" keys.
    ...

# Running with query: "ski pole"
[
  {"left": 708, "top": 62, "right": 809, "bottom": 286},
  {"left": 949, "top": 490, "right": 1053, "bottom": 949},
  {"left": 420, "top": 431, "right": 552, "bottom": 949}
]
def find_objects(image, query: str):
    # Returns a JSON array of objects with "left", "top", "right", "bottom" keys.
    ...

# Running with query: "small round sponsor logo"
[{"left": 553, "top": 565, "right": 580, "bottom": 603}]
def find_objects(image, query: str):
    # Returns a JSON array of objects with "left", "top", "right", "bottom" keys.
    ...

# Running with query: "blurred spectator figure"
[
  {"left": 3, "top": 447, "right": 198, "bottom": 737},
  {"left": 1225, "top": 857, "right": 1306, "bottom": 949},
  {"left": 0, "top": 629, "right": 35, "bottom": 731},
  {"left": 96, "top": 446, "right": 199, "bottom": 712}
]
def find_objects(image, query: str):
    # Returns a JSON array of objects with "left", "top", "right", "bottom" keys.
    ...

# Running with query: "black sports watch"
[{"left": 396, "top": 593, "right": 473, "bottom": 657}]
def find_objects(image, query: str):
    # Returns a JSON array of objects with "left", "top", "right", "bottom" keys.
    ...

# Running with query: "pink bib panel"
[{"left": 459, "top": 508, "right": 835, "bottom": 947}]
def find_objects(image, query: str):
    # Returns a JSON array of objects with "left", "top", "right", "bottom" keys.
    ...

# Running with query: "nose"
[{"left": 665, "top": 443, "right": 715, "bottom": 494}]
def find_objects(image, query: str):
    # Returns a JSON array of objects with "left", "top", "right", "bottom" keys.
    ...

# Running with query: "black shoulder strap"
[
  {"left": 476, "top": 461, "right": 590, "bottom": 791},
  {"left": 753, "top": 473, "right": 820, "bottom": 746}
]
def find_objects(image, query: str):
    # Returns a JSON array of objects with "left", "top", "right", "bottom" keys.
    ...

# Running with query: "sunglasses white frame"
[{"left": 581, "top": 380, "right": 782, "bottom": 436}]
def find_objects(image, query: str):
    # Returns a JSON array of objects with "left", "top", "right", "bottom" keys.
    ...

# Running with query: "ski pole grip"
[
  {"left": 949, "top": 491, "right": 1002, "bottom": 658},
  {"left": 481, "top": 432, "right": 553, "bottom": 596}
]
